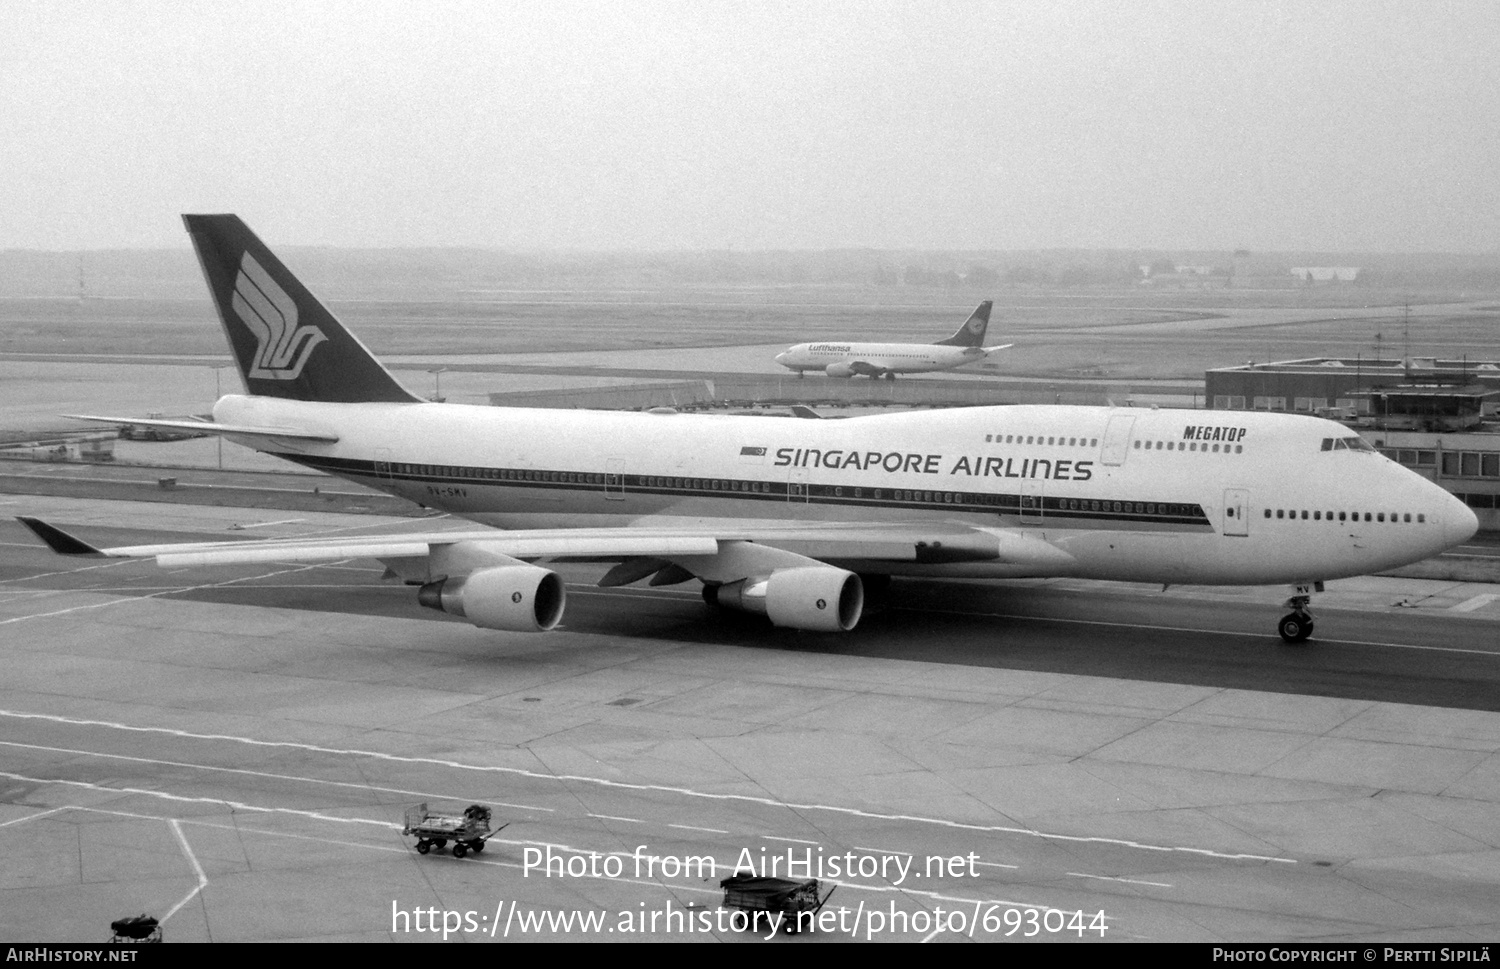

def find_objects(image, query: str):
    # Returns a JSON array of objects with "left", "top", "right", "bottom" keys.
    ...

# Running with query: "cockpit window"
[{"left": 1321, "top": 437, "right": 1375, "bottom": 452}]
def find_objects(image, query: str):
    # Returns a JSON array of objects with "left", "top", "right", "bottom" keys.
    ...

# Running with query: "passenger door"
[
  {"left": 1101, "top": 415, "right": 1136, "bottom": 466},
  {"left": 1222, "top": 488, "right": 1249, "bottom": 537},
  {"left": 605, "top": 458, "right": 625, "bottom": 501}
]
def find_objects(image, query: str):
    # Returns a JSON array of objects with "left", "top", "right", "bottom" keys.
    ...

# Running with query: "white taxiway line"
[
  {"left": 0, "top": 806, "right": 66, "bottom": 828},
  {"left": 162, "top": 820, "right": 209, "bottom": 923},
  {"left": 0, "top": 739, "right": 555, "bottom": 814},
  {"left": 1066, "top": 871, "right": 1173, "bottom": 888},
  {"left": 1451, "top": 593, "right": 1499, "bottom": 613},
  {"left": 2, "top": 790, "right": 1116, "bottom": 930},
  {"left": 0, "top": 561, "right": 332, "bottom": 625},
  {"left": 0, "top": 708, "right": 1298, "bottom": 864},
  {"left": 0, "top": 769, "right": 401, "bottom": 831}
]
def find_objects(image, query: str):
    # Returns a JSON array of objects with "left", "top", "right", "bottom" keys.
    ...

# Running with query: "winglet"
[{"left": 16, "top": 517, "right": 105, "bottom": 556}]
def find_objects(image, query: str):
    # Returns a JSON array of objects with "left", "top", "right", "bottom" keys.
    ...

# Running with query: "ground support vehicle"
[
  {"left": 109, "top": 915, "right": 161, "bottom": 943},
  {"left": 403, "top": 802, "right": 505, "bottom": 858},
  {"left": 719, "top": 875, "right": 835, "bottom": 932}
]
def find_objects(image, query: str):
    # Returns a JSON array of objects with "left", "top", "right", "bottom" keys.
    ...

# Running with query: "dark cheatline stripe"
[{"left": 273, "top": 453, "right": 1214, "bottom": 530}]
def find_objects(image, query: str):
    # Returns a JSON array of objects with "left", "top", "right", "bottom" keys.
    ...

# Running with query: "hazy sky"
[{"left": 3, "top": 1, "right": 1498, "bottom": 252}]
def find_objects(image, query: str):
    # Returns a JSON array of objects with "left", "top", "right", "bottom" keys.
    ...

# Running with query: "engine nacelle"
[
  {"left": 417, "top": 565, "right": 566, "bottom": 632},
  {"left": 709, "top": 566, "right": 863, "bottom": 632},
  {"left": 824, "top": 362, "right": 858, "bottom": 378}
]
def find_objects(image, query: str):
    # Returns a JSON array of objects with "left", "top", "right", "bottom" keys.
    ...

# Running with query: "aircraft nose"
[{"left": 1444, "top": 495, "right": 1479, "bottom": 548}]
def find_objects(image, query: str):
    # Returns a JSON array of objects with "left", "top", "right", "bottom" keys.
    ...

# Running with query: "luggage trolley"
[{"left": 403, "top": 802, "right": 506, "bottom": 858}]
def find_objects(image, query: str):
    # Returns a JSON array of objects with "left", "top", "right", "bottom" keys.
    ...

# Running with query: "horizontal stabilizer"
[{"left": 62, "top": 414, "right": 339, "bottom": 442}]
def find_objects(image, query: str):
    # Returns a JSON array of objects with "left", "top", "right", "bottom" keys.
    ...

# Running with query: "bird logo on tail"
[{"left": 233, "top": 252, "right": 327, "bottom": 380}]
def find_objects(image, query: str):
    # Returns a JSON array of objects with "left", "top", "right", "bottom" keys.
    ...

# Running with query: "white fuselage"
[
  {"left": 775, "top": 341, "right": 991, "bottom": 376},
  {"left": 216, "top": 395, "right": 1477, "bottom": 586}
]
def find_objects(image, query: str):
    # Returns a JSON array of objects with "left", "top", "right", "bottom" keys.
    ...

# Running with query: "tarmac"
[{"left": 2, "top": 495, "right": 1498, "bottom": 942}]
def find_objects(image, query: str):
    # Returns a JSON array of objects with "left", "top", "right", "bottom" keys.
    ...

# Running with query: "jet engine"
[
  {"left": 824, "top": 362, "right": 859, "bottom": 378},
  {"left": 706, "top": 566, "right": 863, "bottom": 632},
  {"left": 417, "top": 565, "right": 566, "bottom": 632}
]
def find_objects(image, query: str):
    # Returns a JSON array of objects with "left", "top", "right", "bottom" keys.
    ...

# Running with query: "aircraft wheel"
[{"left": 1278, "top": 613, "right": 1312, "bottom": 643}]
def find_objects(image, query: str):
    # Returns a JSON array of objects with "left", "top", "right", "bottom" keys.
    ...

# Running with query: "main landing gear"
[{"left": 1277, "top": 582, "right": 1323, "bottom": 643}]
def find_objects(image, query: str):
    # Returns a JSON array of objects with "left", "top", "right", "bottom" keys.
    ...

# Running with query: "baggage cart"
[
  {"left": 109, "top": 914, "right": 161, "bottom": 943},
  {"left": 719, "top": 875, "right": 835, "bottom": 933},
  {"left": 402, "top": 802, "right": 505, "bottom": 858}
]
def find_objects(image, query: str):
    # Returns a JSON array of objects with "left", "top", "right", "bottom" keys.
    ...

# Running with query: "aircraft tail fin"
[
  {"left": 182, "top": 215, "right": 420, "bottom": 404},
  {"left": 934, "top": 300, "right": 992, "bottom": 347}
]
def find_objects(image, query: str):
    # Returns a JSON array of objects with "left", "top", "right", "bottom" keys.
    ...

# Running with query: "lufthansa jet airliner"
[
  {"left": 775, "top": 301, "right": 1012, "bottom": 378},
  {"left": 23, "top": 215, "right": 1478, "bottom": 645}
]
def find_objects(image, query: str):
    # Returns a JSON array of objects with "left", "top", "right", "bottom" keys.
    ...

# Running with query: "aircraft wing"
[
  {"left": 63, "top": 414, "right": 340, "bottom": 443},
  {"left": 17, "top": 516, "right": 1072, "bottom": 572},
  {"left": 17, "top": 515, "right": 1075, "bottom": 634}
]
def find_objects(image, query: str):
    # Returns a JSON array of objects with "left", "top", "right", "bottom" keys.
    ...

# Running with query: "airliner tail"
[
  {"left": 934, "top": 300, "right": 992, "bottom": 347},
  {"left": 183, "top": 214, "right": 420, "bottom": 404}
]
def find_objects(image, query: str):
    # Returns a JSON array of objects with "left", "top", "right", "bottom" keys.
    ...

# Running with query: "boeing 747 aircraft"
[
  {"left": 24, "top": 215, "right": 1478, "bottom": 644},
  {"left": 775, "top": 301, "right": 1012, "bottom": 378}
]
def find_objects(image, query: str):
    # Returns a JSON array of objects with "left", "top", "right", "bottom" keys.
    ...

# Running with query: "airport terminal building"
[{"left": 1207, "top": 358, "right": 1500, "bottom": 531}]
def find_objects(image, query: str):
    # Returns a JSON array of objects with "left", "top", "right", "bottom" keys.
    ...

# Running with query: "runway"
[{"left": 2, "top": 499, "right": 1498, "bottom": 942}]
